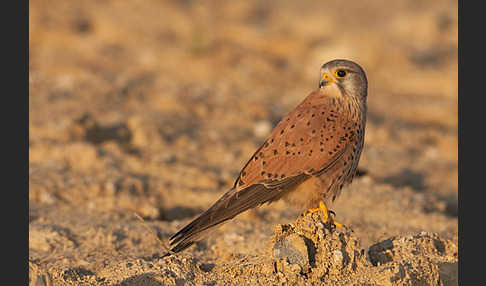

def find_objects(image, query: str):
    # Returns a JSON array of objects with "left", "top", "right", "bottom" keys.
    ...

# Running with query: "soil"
[{"left": 29, "top": 0, "right": 458, "bottom": 285}]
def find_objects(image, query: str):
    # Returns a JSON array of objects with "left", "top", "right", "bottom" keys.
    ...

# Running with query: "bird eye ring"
[{"left": 335, "top": 69, "right": 347, "bottom": 78}]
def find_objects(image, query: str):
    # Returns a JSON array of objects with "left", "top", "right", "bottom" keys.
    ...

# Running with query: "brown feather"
[
  {"left": 168, "top": 175, "right": 308, "bottom": 253},
  {"left": 235, "top": 90, "right": 361, "bottom": 192},
  {"left": 167, "top": 82, "right": 366, "bottom": 255}
]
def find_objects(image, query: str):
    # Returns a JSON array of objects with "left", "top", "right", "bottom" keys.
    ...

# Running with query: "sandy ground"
[{"left": 29, "top": 0, "right": 457, "bottom": 285}]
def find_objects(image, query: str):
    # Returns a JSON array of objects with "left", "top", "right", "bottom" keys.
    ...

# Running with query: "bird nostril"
[{"left": 319, "top": 73, "right": 333, "bottom": 87}]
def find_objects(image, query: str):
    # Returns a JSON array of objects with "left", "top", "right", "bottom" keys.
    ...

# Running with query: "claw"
[{"left": 307, "top": 201, "right": 342, "bottom": 229}]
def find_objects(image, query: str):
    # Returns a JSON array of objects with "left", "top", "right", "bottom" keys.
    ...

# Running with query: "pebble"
[
  {"left": 333, "top": 249, "right": 344, "bottom": 265},
  {"left": 253, "top": 120, "right": 272, "bottom": 138}
]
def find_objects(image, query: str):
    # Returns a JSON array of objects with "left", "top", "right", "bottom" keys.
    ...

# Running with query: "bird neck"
[{"left": 327, "top": 92, "right": 366, "bottom": 123}]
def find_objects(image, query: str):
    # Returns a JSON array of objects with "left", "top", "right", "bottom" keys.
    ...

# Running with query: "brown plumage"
[{"left": 166, "top": 59, "right": 368, "bottom": 255}]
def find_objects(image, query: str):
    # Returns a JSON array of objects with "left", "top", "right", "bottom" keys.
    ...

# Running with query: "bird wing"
[
  {"left": 167, "top": 90, "right": 358, "bottom": 254},
  {"left": 235, "top": 91, "right": 357, "bottom": 190}
]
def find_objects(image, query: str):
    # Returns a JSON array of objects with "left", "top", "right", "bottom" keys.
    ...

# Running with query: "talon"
[
  {"left": 333, "top": 221, "right": 343, "bottom": 228},
  {"left": 307, "top": 201, "right": 343, "bottom": 229}
]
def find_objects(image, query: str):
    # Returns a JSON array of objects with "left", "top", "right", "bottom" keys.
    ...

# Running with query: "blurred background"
[{"left": 29, "top": 0, "right": 457, "bottom": 284}]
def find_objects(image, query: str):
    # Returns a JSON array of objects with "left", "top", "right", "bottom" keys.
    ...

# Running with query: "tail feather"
[
  {"left": 168, "top": 187, "right": 258, "bottom": 253},
  {"left": 167, "top": 174, "right": 309, "bottom": 255}
]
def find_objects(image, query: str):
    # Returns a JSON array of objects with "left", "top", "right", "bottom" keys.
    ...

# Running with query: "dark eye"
[{"left": 336, "top": 70, "right": 347, "bottom": 77}]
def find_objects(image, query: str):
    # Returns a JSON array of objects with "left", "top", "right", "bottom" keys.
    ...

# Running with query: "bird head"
[{"left": 319, "top": 59, "right": 368, "bottom": 99}]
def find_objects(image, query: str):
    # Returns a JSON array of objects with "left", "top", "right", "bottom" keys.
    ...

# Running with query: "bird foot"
[{"left": 307, "top": 201, "right": 343, "bottom": 229}]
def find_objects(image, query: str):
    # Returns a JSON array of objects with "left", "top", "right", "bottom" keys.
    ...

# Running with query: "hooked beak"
[{"left": 319, "top": 72, "right": 334, "bottom": 88}]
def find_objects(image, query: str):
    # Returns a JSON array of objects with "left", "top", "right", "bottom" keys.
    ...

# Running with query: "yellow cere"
[{"left": 321, "top": 73, "right": 334, "bottom": 84}]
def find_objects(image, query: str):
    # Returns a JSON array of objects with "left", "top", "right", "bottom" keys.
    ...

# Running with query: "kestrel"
[{"left": 165, "top": 59, "right": 368, "bottom": 255}]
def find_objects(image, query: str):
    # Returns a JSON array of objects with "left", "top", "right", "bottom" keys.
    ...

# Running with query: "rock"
[
  {"left": 368, "top": 232, "right": 458, "bottom": 286},
  {"left": 270, "top": 211, "right": 368, "bottom": 280},
  {"left": 273, "top": 233, "right": 309, "bottom": 269},
  {"left": 368, "top": 232, "right": 457, "bottom": 267}
]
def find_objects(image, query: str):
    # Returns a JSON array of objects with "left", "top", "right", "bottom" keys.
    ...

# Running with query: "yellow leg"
[{"left": 308, "top": 201, "right": 342, "bottom": 228}]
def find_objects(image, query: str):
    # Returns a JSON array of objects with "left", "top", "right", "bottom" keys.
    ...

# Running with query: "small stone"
[
  {"left": 333, "top": 249, "right": 344, "bottom": 265},
  {"left": 253, "top": 120, "right": 272, "bottom": 138}
]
